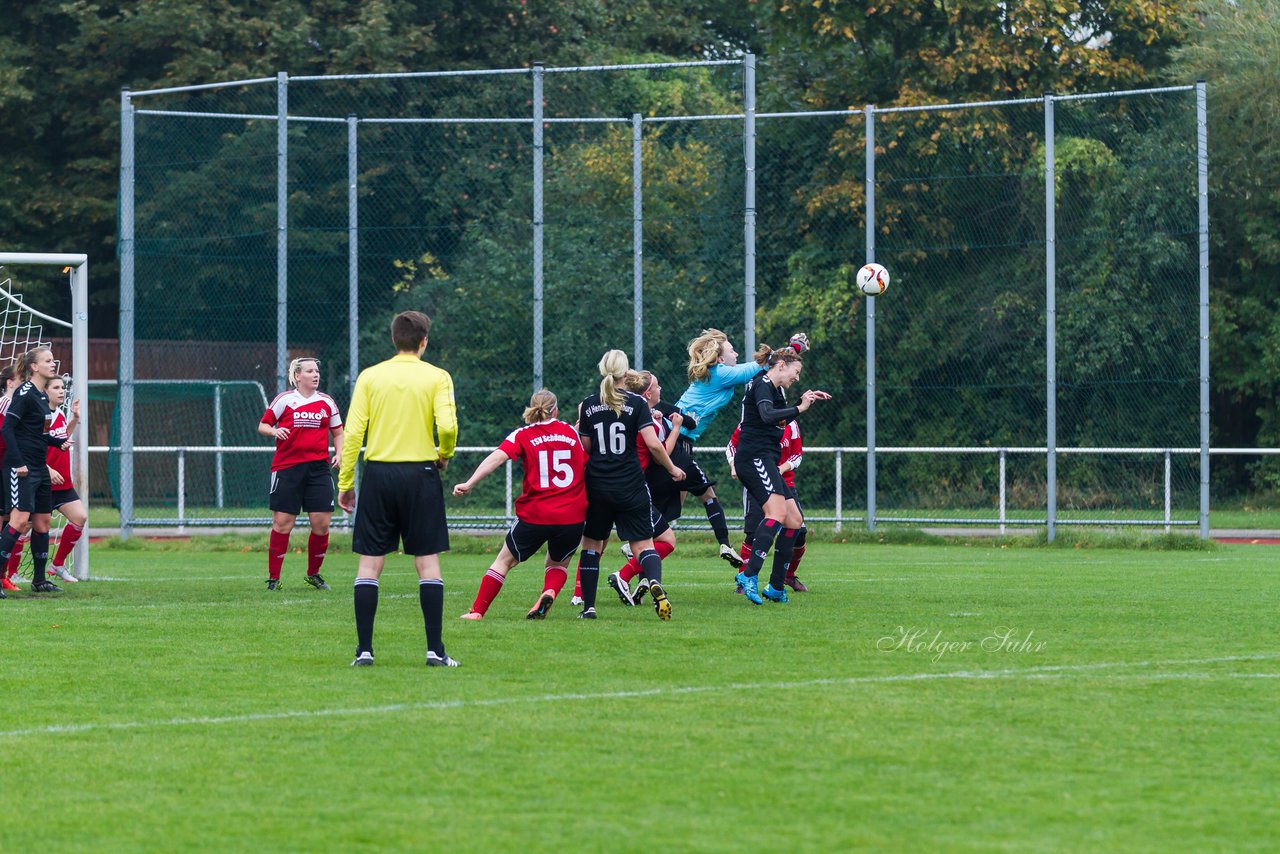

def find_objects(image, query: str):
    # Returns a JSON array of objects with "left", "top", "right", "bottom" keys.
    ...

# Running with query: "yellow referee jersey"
[{"left": 337, "top": 354, "right": 458, "bottom": 491}]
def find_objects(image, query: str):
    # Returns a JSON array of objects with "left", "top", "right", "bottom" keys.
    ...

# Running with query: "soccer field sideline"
[{"left": 2, "top": 651, "right": 1277, "bottom": 741}]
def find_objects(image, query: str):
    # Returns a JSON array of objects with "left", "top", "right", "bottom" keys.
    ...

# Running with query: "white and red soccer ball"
[{"left": 856, "top": 262, "right": 890, "bottom": 297}]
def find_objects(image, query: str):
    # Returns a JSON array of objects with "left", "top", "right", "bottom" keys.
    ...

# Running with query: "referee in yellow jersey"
[{"left": 338, "top": 311, "right": 460, "bottom": 668}]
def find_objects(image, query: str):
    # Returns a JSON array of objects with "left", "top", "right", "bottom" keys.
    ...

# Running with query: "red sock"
[
  {"left": 655, "top": 540, "right": 675, "bottom": 560},
  {"left": 54, "top": 522, "right": 84, "bottom": 567},
  {"left": 307, "top": 532, "right": 329, "bottom": 575},
  {"left": 739, "top": 539, "right": 752, "bottom": 566},
  {"left": 573, "top": 566, "right": 582, "bottom": 598},
  {"left": 543, "top": 565, "right": 568, "bottom": 596},
  {"left": 786, "top": 544, "right": 806, "bottom": 579},
  {"left": 267, "top": 529, "right": 289, "bottom": 580},
  {"left": 7, "top": 535, "right": 27, "bottom": 576},
  {"left": 618, "top": 557, "right": 641, "bottom": 583},
  {"left": 470, "top": 568, "right": 506, "bottom": 616}
]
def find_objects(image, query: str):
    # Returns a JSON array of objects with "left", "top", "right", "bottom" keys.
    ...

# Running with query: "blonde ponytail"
[
  {"left": 686, "top": 328, "right": 728, "bottom": 383},
  {"left": 522, "top": 389, "right": 558, "bottom": 424},
  {"left": 598, "top": 350, "right": 629, "bottom": 415}
]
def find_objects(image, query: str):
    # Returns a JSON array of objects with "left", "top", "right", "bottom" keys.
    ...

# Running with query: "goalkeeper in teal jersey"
[{"left": 671, "top": 328, "right": 809, "bottom": 570}]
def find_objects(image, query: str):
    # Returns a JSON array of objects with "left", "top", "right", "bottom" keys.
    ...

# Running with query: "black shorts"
[
  {"left": 53, "top": 487, "right": 81, "bottom": 510},
  {"left": 646, "top": 469, "right": 683, "bottom": 524},
  {"left": 736, "top": 452, "right": 790, "bottom": 508},
  {"left": 269, "top": 460, "right": 335, "bottom": 515},
  {"left": 7, "top": 465, "right": 52, "bottom": 515},
  {"left": 505, "top": 520, "right": 584, "bottom": 564},
  {"left": 743, "top": 484, "right": 801, "bottom": 538},
  {"left": 583, "top": 480, "right": 655, "bottom": 543},
  {"left": 352, "top": 461, "right": 449, "bottom": 557},
  {"left": 674, "top": 437, "right": 715, "bottom": 496}
]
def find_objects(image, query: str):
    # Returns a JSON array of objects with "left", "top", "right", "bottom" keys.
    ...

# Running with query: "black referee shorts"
[
  {"left": 353, "top": 461, "right": 450, "bottom": 557},
  {"left": 6, "top": 465, "right": 52, "bottom": 515},
  {"left": 269, "top": 460, "right": 335, "bottom": 515}
]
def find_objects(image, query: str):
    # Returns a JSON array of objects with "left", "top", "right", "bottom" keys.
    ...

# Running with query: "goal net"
[{"left": 0, "top": 254, "right": 91, "bottom": 581}]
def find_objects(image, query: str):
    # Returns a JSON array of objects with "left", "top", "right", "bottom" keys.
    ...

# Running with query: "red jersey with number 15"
[
  {"left": 498, "top": 419, "right": 587, "bottom": 525},
  {"left": 261, "top": 390, "right": 343, "bottom": 472}
]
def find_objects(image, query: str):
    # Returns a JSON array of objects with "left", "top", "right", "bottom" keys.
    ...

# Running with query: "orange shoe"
[
  {"left": 0, "top": 576, "right": 19, "bottom": 592},
  {"left": 459, "top": 611, "right": 483, "bottom": 621}
]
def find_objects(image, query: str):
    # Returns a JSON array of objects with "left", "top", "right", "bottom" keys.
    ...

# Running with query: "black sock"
[
  {"left": 703, "top": 497, "right": 731, "bottom": 548},
  {"left": 795, "top": 526, "right": 807, "bottom": 550},
  {"left": 420, "top": 578, "right": 445, "bottom": 657},
  {"left": 578, "top": 550, "right": 600, "bottom": 609},
  {"left": 637, "top": 548, "right": 662, "bottom": 584},
  {"left": 769, "top": 528, "right": 798, "bottom": 591},
  {"left": 353, "top": 578, "right": 379, "bottom": 654},
  {"left": 0, "top": 525, "right": 19, "bottom": 565},
  {"left": 31, "top": 530, "right": 49, "bottom": 584},
  {"left": 746, "top": 518, "right": 782, "bottom": 578}
]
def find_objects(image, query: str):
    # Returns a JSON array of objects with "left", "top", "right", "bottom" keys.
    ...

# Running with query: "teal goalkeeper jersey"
[{"left": 674, "top": 361, "right": 762, "bottom": 443}]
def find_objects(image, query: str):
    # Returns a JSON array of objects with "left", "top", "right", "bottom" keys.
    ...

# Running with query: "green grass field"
[{"left": 3, "top": 536, "right": 1277, "bottom": 851}]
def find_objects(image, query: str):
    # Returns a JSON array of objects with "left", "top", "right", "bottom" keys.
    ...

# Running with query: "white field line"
[{"left": 1, "top": 653, "right": 1276, "bottom": 740}]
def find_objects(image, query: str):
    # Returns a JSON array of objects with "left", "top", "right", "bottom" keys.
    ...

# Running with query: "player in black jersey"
[
  {"left": 734, "top": 343, "right": 830, "bottom": 606},
  {"left": 575, "top": 350, "right": 685, "bottom": 621},
  {"left": 0, "top": 347, "right": 73, "bottom": 595}
]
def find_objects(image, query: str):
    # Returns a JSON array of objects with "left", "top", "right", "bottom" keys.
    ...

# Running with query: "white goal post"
[{"left": 0, "top": 253, "right": 90, "bottom": 581}]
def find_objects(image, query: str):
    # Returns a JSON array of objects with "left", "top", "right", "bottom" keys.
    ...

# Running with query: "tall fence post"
[
  {"left": 633, "top": 112, "right": 644, "bottom": 369},
  {"left": 1197, "top": 80, "right": 1210, "bottom": 539},
  {"left": 348, "top": 114, "right": 359, "bottom": 399},
  {"left": 532, "top": 63, "right": 545, "bottom": 392},
  {"left": 276, "top": 71, "right": 289, "bottom": 395},
  {"left": 1044, "top": 93, "right": 1057, "bottom": 543},
  {"left": 865, "top": 104, "right": 877, "bottom": 533},
  {"left": 743, "top": 54, "right": 757, "bottom": 354},
  {"left": 999, "top": 449, "right": 1007, "bottom": 534},
  {"left": 834, "top": 449, "right": 843, "bottom": 533},
  {"left": 214, "top": 382, "right": 224, "bottom": 508},
  {"left": 119, "top": 87, "right": 136, "bottom": 541}
]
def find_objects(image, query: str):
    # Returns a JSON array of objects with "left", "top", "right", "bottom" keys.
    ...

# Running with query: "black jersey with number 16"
[
  {"left": 577, "top": 390, "right": 656, "bottom": 491},
  {"left": 2, "top": 381, "right": 57, "bottom": 469}
]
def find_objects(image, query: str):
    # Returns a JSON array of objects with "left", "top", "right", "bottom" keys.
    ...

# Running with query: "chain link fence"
[{"left": 110, "top": 59, "right": 1209, "bottom": 536}]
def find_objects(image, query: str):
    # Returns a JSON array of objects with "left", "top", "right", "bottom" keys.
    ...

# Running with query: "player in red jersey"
[
  {"left": 0, "top": 363, "right": 25, "bottom": 591},
  {"left": 44, "top": 376, "right": 86, "bottom": 583},
  {"left": 727, "top": 417, "right": 809, "bottom": 593},
  {"left": 452, "top": 389, "right": 587, "bottom": 620},
  {"left": 258, "top": 358, "right": 344, "bottom": 591}
]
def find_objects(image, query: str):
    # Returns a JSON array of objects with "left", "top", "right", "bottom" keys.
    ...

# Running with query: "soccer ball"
[{"left": 856, "top": 262, "right": 890, "bottom": 297}]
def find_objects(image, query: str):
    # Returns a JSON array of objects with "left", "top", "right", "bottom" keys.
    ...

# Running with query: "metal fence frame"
[{"left": 117, "top": 59, "right": 1209, "bottom": 539}]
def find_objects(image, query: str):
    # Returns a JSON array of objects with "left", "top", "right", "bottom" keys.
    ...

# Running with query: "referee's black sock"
[
  {"left": 702, "top": 497, "right": 731, "bottom": 548},
  {"left": 637, "top": 548, "right": 662, "bottom": 584},
  {"left": 746, "top": 518, "right": 782, "bottom": 578},
  {"left": 353, "top": 577, "right": 379, "bottom": 654},
  {"left": 31, "top": 530, "right": 50, "bottom": 585},
  {"left": 420, "top": 578, "right": 445, "bottom": 657},
  {"left": 578, "top": 550, "right": 601, "bottom": 609},
  {"left": 769, "top": 527, "right": 798, "bottom": 592}
]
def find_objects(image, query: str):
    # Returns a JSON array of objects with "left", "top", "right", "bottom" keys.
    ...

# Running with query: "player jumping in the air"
[
  {"left": 727, "top": 417, "right": 809, "bottom": 593},
  {"left": 732, "top": 343, "right": 830, "bottom": 605},
  {"left": 674, "top": 328, "right": 810, "bottom": 569},
  {"left": 258, "top": 357, "right": 344, "bottom": 591},
  {"left": 453, "top": 389, "right": 586, "bottom": 621}
]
